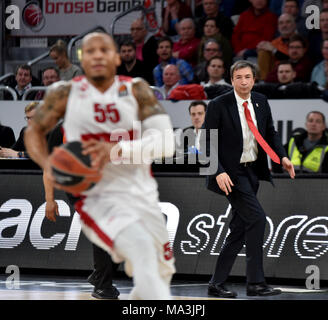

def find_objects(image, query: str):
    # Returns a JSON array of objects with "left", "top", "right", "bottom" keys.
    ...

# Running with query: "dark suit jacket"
[
  {"left": 0, "top": 125, "right": 16, "bottom": 148},
  {"left": 203, "top": 90, "right": 287, "bottom": 195}
]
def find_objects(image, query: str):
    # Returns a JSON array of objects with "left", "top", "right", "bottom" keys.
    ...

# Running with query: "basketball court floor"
[{"left": 0, "top": 272, "right": 327, "bottom": 300}]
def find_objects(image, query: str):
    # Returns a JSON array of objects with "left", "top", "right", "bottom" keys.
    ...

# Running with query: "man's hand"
[
  {"left": 216, "top": 172, "right": 234, "bottom": 195},
  {"left": 256, "top": 41, "right": 274, "bottom": 52},
  {"left": 45, "top": 200, "right": 59, "bottom": 222},
  {"left": 282, "top": 157, "right": 295, "bottom": 179},
  {"left": 0, "top": 148, "right": 18, "bottom": 158},
  {"left": 82, "top": 139, "right": 121, "bottom": 170}
]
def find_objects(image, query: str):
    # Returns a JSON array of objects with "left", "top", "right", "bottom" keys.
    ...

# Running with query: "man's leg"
[
  {"left": 88, "top": 244, "right": 120, "bottom": 299},
  {"left": 114, "top": 222, "right": 171, "bottom": 300}
]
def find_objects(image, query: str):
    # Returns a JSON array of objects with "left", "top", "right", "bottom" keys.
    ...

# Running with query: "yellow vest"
[{"left": 288, "top": 137, "right": 328, "bottom": 172}]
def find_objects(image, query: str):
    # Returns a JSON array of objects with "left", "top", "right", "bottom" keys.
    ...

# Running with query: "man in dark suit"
[{"left": 203, "top": 60, "right": 295, "bottom": 298}]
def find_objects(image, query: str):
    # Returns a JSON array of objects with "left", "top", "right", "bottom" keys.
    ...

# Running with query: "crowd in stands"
[
  {"left": 3, "top": 0, "right": 328, "bottom": 167},
  {"left": 2, "top": 0, "right": 328, "bottom": 102}
]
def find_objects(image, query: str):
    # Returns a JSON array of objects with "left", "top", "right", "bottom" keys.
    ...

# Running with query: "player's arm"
[
  {"left": 24, "top": 81, "right": 71, "bottom": 170},
  {"left": 43, "top": 172, "right": 59, "bottom": 222},
  {"left": 120, "top": 77, "right": 175, "bottom": 160}
]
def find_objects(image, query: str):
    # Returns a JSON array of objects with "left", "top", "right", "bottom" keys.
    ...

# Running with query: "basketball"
[{"left": 49, "top": 141, "right": 102, "bottom": 194}]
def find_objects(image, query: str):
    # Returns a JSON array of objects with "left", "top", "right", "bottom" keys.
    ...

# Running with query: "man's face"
[
  {"left": 283, "top": 1, "right": 299, "bottom": 17},
  {"left": 130, "top": 20, "right": 147, "bottom": 43},
  {"left": 278, "top": 14, "right": 296, "bottom": 38},
  {"left": 178, "top": 20, "right": 195, "bottom": 42},
  {"left": 231, "top": 67, "right": 255, "bottom": 97},
  {"left": 207, "top": 58, "right": 225, "bottom": 79},
  {"left": 277, "top": 64, "right": 296, "bottom": 84},
  {"left": 320, "top": 12, "right": 328, "bottom": 33},
  {"left": 49, "top": 51, "right": 66, "bottom": 69},
  {"left": 322, "top": 40, "right": 328, "bottom": 60},
  {"left": 81, "top": 34, "right": 120, "bottom": 82},
  {"left": 306, "top": 113, "right": 326, "bottom": 136},
  {"left": 249, "top": 0, "right": 267, "bottom": 10},
  {"left": 15, "top": 68, "right": 32, "bottom": 89},
  {"left": 203, "top": 42, "right": 221, "bottom": 61},
  {"left": 203, "top": 0, "right": 218, "bottom": 17},
  {"left": 190, "top": 104, "right": 206, "bottom": 130},
  {"left": 288, "top": 40, "right": 305, "bottom": 61},
  {"left": 120, "top": 45, "right": 136, "bottom": 64},
  {"left": 25, "top": 108, "right": 36, "bottom": 126},
  {"left": 163, "top": 65, "right": 180, "bottom": 87},
  {"left": 157, "top": 41, "right": 172, "bottom": 61},
  {"left": 42, "top": 69, "right": 60, "bottom": 86}
]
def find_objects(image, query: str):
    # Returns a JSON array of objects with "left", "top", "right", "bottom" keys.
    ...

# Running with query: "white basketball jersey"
[{"left": 63, "top": 75, "right": 159, "bottom": 201}]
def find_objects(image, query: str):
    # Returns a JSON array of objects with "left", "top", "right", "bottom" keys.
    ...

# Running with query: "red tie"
[{"left": 242, "top": 101, "right": 280, "bottom": 164}]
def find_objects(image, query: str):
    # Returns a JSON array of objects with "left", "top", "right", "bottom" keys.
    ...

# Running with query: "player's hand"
[
  {"left": 282, "top": 157, "right": 295, "bottom": 179},
  {"left": 82, "top": 139, "right": 121, "bottom": 170},
  {"left": 45, "top": 200, "right": 59, "bottom": 222},
  {"left": 216, "top": 172, "right": 234, "bottom": 195}
]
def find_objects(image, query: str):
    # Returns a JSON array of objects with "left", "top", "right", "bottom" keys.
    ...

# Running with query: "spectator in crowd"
[
  {"left": 256, "top": 13, "right": 297, "bottom": 80},
  {"left": 194, "top": 39, "right": 223, "bottom": 83},
  {"left": 34, "top": 67, "right": 60, "bottom": 100},
  {"left": 253, "top": 61, "right": 323, "bottom": 99},
  {"left": 265, "top": 34, "right": 313, "bottom": 83},
  {"left": 153, "top": 36, "right": 193, "bottom": 87},
  {"left": 160, "top": 64, "right": 181, "bottom": 98},
  {"left": 49, "top": 40, "right": 83, "bottom": 81},
  {"left": 130, "top": 18, "right": 159, "bottom": 75},
  {"left": 0, "top": 102, "right": 38, "bottom": 158},
  {"left": 282, "top": 0, "right": 308, "bottom": 36},
  {"left": 273, "top": 111, "right": 328, "bottom": 173},
  {"left": 172, "top": 18, "right": 201, "bottom": 67},
  {"left": 5, "top": 65, "right": 34, "bottom": 100},
  {"left": 308, "top": 8, "right": 328, "bottom": 65},
  {"left": 117, "top": 40, "right": 154, "bottom": 85},
  {"left": 161, "top": 0, "right": 192, "bottom": 38},
  {"left": 197, "top": 17, "right": 233, "bottom": 69},
  {"left": 311, "top": 40, "right": 328, "bottom": 88},
  {"left": 182, "top": 100, "right": 207, "bottom": 154},
  {"left": 201, "top": 56, "right": 231, "bottom": 87},
  {"left": 0, "top": 122, "right": 15, "bottom": 149},
  {"left": 231, "top": 0, "right": 278, "bottom": 59},
  {"left": 195, "top": 0, "right": 234, "bottom": 40}
]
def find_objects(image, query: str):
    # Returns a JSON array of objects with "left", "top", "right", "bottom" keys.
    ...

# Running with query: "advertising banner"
[{"left": 1, "top": 172, "right": 328, "bottom": 280}]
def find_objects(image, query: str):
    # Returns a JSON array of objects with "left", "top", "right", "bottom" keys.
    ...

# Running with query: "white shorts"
[{"left": 75, "top": 192, "right": 176, "bottom": 278}]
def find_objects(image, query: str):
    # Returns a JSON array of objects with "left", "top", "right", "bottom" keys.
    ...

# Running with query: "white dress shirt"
[
  {"left": 194, "top": 128, "right": 202, "bottom": 151},
  {"left": 234, "top": 90, "right": 258, "bottom": 163}
]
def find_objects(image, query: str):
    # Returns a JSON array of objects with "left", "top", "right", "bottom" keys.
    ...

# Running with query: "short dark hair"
[
  {"left": 157, "top": 36, "right": 173, "bottom": 49},
  {"left": 306, "top": 111, "right": 326, "bottom": 124},
  {"left": 15, "top": 64, "right": 32, "bottom": 76},
  {"left": 230, "top": 60, "right": 256, "bottom": 79},
  {"left": 42, "top": 66, "right": 60, "bottom": 77},
  {"left": 206, "top": 56, "right": 224, "bottom": 69},
  {"left": 119, "top": 40, "right": 136, "bottom": 51},
  {"left": 288, "top": 34, "right": 307, "bottom": 48},
  {"left": 277, "top": 60, "right": 294, "bottom": 69},
  {"left": 188, "top": 100, "right": 207, "bottom": 114},
  {"left": 204, "top": 17, "right": 219, "bottom": 28},
  {"left": 284, "top": 0, "right": 299, "bottom": 7}
]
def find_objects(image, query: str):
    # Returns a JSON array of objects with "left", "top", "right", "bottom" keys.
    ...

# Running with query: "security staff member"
[{"left": 288, "top": 111, "right": 328, "bottom": 173}]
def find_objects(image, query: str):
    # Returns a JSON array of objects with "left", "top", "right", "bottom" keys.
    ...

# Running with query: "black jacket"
[
  {"left": 0, "top": 124, "right": 16, "bottom": 148},
  {"left": 203, "top": 90, "right": 287, "bottom": 195}
]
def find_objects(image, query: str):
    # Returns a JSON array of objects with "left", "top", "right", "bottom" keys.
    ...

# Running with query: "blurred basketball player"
[{"left": 24, "top": 32, "right": 176, "bottom": 300}]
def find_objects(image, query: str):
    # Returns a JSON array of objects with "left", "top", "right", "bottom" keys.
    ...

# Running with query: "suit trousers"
[
  {"left": 210, "top": 164, "right": 266, "bottom": 285},
  {"left": 91, "top": 244, "right": 119, "bottom": 290}
]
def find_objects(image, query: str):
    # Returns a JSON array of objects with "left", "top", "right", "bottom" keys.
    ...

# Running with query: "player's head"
[{"left": 81, "top": 32, "right": 121, "bottom": 83}]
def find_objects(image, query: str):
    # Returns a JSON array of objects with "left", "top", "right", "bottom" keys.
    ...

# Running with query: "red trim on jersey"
[
  {"left": 81, "top": 129, "right": 138, "bottom": 142},
  {"left": 75, "top": 197, "right": 114, "bottom": 249},
  {"left": 72, "top": 75, "right": 86, "bottom": 82},
  {"left": 118, "top": 75, "right": 133, "bottom": 82}
]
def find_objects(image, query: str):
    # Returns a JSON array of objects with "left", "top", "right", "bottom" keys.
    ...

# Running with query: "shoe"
[
  {"left": 208, "top": 283, "right": 237, "bottom": 298},
  {"left": 91, "top": 286, "right": 120, "bottom": 299},
  {"left": 247, "top": 283, "right": 282, "bottom": 296}
]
